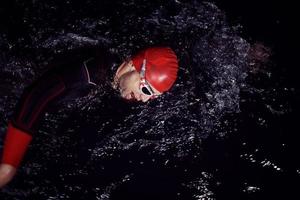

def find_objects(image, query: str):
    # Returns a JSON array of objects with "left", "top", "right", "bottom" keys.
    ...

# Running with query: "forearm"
[
  {"left": 0, "top": 72, "right": 66, "bottom": 187},
  {"left": 1, "top": 123, "right": 33, "bottom": 168},
  {"left": 1, "top": 73, "right": 65, "bottom": 164},
  {"left": 0, "top": 123, "right": 30, "bottom": 188}
]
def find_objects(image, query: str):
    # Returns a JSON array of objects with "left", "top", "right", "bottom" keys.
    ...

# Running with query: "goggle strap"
[{"left": 140, "top": 59, "right": 146, "bottom": 78}]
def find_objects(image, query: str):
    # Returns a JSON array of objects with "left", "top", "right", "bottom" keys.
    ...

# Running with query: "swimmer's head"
[{"left": 113, "top": 47, "right": 179, "bottom": 102}]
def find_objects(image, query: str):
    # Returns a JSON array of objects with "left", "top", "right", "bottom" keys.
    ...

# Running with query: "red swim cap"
[{"left": 132, "top": 47, "right": 179, "bottom": 93}]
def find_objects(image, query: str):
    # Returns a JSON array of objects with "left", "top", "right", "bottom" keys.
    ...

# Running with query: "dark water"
[{"left": 0, "top": 0, "right": 298, "bottom": 199}]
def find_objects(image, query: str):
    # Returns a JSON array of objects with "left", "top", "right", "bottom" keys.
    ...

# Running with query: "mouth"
[
  {"left": 122, "top": 91, "right": 137, "bottom": 102},
  {"left": 130, "top": 92, "right": 136, "bottom": 100}
]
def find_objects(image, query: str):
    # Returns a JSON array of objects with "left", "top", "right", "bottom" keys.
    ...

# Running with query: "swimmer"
[{"left": 0, "top": 46, "right": 179, "bottom": 188}]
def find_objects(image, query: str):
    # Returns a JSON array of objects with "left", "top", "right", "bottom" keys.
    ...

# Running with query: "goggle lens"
[{"left": 141, "top": 85, "right": 152, "bottom": 96}]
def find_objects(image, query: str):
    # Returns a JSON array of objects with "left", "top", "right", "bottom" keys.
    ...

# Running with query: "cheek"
[
  {"left": 120, "top": 73, "right": 140, "bottom": 91},
  {"left": 125, "top": 76, "right": 140, "bottom": 90},
  {"left": 132, "top": 78, "right": 140, "bottom": 91}
]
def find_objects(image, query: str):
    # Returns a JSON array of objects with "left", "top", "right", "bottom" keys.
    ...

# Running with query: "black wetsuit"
[
  {"left": 13, "top": 47, "right": 116, "bottom": 134},
  {"left": 1, "top": 47, "right": 118, "bottom": 167}
]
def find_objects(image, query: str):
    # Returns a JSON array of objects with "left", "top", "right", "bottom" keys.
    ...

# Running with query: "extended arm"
[
  {"left": 0, "top": 73, "right": 66, "bottom": 188},
  {"left": 0, "top": 46, "right": 105, "bottom": 188}
]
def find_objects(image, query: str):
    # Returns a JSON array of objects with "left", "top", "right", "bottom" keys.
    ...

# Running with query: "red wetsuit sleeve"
[
  {"left": 0, "top": 48, "right": 102, "bottom": 168},
  {"left": 1, "top": 123, "right": 33, "bottom": 168},
  {"left": 1, "top": 73, "right": 66, "bottom": 168}
]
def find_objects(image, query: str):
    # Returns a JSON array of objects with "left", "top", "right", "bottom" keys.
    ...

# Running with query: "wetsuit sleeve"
[
  {"left": 1, "top": 73, "right": 66, "bottom": 168},
  {"left": 1, "top": 46, "right": 107, "bottom": 168}
]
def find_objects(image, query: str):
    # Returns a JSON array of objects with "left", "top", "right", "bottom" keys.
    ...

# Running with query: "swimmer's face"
[{"left": 114, "top": 61, "right": 161, "bottom": 102}]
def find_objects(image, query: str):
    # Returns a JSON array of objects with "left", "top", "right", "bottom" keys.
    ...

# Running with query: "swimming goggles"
[{"left": 139, "top": 59, "right": 158, "bottom": 98}]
